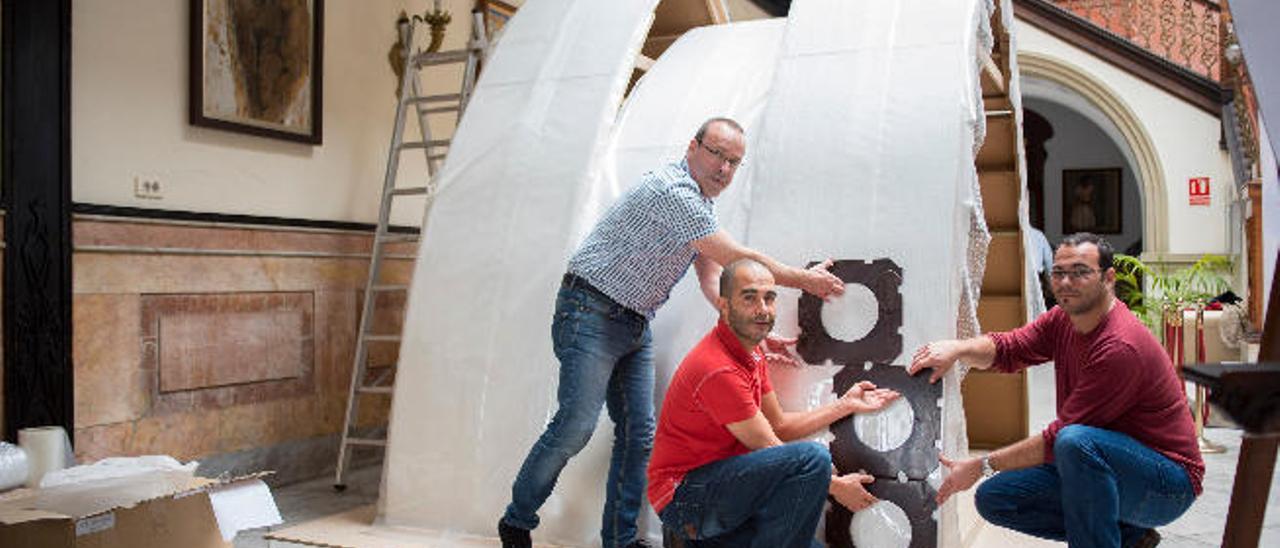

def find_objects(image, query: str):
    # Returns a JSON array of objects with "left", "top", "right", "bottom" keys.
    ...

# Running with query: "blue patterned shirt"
[{"left": 568, "top": 159, "right": 718, "bottom": 318}]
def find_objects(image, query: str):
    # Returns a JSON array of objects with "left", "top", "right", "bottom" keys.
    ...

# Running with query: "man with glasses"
[
  {"left": 908, "top": 232, "right": 1202, "bottom": 548},
  {"left": 499, "top": 118, "right": 845, "bottom": 548}
]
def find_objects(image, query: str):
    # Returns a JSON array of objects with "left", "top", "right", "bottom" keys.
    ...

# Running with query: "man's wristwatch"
[{"left": 981, "top": 455, "right": 996, "bottom": 477}]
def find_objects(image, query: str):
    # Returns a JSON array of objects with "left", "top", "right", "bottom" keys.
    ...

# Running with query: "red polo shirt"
[
  {"left": 647, "top": 319, "right": 773, "bottom": 513},
  {"left": 989, "top": 302, "right": 1204, "bottom": 494}
]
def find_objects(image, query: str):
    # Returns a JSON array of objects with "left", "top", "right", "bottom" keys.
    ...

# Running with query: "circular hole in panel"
[
  {"left": 854, "top": 397, "right": 914, "bottom": 452},
  {"left": 850, "top": 500, "right": 912, "bottom": 548},
  {"left": 820, "top": 283, "right": 879, "bottom": 342}
]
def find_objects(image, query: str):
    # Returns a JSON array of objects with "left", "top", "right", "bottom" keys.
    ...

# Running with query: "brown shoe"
[{"left": 1129, "top": 529, "right": 1161, "bottom": 548}]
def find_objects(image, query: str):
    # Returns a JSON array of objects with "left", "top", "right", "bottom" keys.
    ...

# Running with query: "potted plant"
[{"left": 1112, "top": 253, "right": 1233, "bottom": 332}]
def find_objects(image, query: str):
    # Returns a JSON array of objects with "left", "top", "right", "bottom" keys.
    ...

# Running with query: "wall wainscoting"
[{"left": 71, "top": 216, "right": 412, "bottom": 478}]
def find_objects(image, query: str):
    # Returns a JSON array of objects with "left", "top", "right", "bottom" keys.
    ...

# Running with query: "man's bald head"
[
  {"left": 717, "top": 258, "right": 777, "bottom": 349},
  {"left": 719, "top": 259, "right": 771, "bottom": 298}
]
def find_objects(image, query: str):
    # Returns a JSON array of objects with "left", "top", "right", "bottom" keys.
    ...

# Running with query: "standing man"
[
  {"left": 1028, "top": 226, "right": 1056, "bottom": 310},
  {"left": 908, "top": 233, "right": 1202, "bottom": 548},
  {"left": 499, "top": 118, "right": 845, "bottom": 548},
  {"left": 650, "top": 259, "right": 899, "bottom": 547}
]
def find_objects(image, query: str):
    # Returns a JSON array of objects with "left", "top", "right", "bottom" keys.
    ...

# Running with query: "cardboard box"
[{"left": 0, "top": 470, "right": 279, "bottom": 548}]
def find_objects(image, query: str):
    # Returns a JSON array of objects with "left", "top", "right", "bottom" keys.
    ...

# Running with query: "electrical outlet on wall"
[{"left": 133, "top": 176, "right": 163, "bottom": 200}]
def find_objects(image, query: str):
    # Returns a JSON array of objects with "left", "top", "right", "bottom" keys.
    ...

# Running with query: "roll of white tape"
[
  {"left": 19, "top": 426, "right": 71, "bottom": 488},
  {"left": 0, "top": 442, "right": 29, "bottom": 491}
]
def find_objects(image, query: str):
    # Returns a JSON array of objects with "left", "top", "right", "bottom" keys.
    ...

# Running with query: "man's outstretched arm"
[
  {"left": 935, "top": 434, "right": 1045, "bottom": 504},
  {"left": 692, "top": 230, "right": 844, "bottom": 299},
  {"left": 907, "top": 336, "right": 998, "bottom": 383},
  {"left": 759, "top": 382, "right": 900, "bottom": 442}
]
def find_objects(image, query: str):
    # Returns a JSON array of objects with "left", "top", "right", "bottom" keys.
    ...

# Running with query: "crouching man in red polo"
[{"left": 648, "top": 259, "right": 900, "bottom": 547}]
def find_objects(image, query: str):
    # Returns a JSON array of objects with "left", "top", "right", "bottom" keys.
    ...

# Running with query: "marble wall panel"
[
  {"left": 150, "top": 293, "right": 310, "bottom": 391},
  {"left": 73, "top": 293, "right": 148, "bottom": 428},
  {"left": 75, "top": 421, "right": 135, "bottom": 463},
  {"left": 74, "top": 254, "right": 394, "bottom": 294},
  {"left": 142, "top": 292, "right": 316, "bottom": 414},
  {"left": 314, "top": 290, "right": 358, "bottom": 396},
  {"left": 132, "top": 409, "right": 222, "bottom": 461},
  {"left": 68, "top": 218, "right": 414, "bottom": 475},
  {"left": 76, "top": 219, "right": 371, "bottom": 255}
]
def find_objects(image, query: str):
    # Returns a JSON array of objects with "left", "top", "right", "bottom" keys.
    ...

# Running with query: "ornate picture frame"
[
  {"left": 1062, "top": 167, "right": 1123, "bottom": 234},
  {"left": 189, "top": 0, "right": 324, "bottom": 144}
]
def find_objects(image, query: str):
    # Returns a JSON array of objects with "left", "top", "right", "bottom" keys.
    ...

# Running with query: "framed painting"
[
  {"left": 190, "top": 0, "right": 324, "bottom": 144},
  {"left": 1062, "top": 168, "right": 1122, "bottom": 234},
  {"left": 477, "top": 0, "right": 517, "bottom": 40}
]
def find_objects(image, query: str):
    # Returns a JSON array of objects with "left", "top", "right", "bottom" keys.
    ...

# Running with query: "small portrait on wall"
[
  {"left": 1062, "top": 168, "right": 1122, "bottom": 234},
  {"left": 190, "top": 0, "right": 324, "bottom": 144}
]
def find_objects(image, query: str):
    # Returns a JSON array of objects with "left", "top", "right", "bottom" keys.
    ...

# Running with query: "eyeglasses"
[
  {"left": 696, "top": 139, "right": 743, "bottom": 169},
  {"left": 1049, "top": 267, "right": 1102, "bottom": 281}
]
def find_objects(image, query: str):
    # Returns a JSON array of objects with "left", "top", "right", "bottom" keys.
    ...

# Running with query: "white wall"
[
  {"left": 71, "top": 0, "right": 485, "bottom": 225},
  {"left": 1025, "top": 98, "right": 1144, "bottom": 254},
  {"left": 1016, "top": 20, "right": 1236, "bottom": 255}
]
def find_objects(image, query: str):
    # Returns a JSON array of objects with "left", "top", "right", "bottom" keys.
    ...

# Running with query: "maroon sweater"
[{"left": 988, "top": 301, "right": 1204, "bottom": 494}]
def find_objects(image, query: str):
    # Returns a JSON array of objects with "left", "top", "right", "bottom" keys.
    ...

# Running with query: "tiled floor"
[
  {"left": 235, "top": 466, "right": 381, "bottom": 548},
  {"left": 237, "top": 426, "right": 1280, "bottom": 547}
]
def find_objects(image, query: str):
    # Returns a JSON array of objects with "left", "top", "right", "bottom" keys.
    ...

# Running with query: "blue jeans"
[
  {"left": 503, "top": 279, "right": 654, "bottom": 547},
  {"left": 658, "top": 443, "right": 830, "bottom": 548},
  {"left": 976, "top": 425, "right": 1196, "bottom": 548}
]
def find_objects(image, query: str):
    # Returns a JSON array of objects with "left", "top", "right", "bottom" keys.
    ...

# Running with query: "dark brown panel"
[
  {"left": 977, "top": 295, "right": 1024, "bottom": 333},
  {"left": 982, "top": 232, "right": 1025, "bottom": 295},
  {"left": 3, "top": 0, "right": 74, "bottom": 441},
  {"left": 978, "top": 170, "right": 1020, "bottom": 231},
  {"left": 962, "top": 369, "right": 1028, "bottom": 447}
]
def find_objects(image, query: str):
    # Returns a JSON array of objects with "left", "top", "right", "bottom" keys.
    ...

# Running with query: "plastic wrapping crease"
[{"left": 381, "top": 0, "right": 1022, "bottom": 546}]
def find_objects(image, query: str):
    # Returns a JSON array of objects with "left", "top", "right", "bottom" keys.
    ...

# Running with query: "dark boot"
[{"left": 497, "top": 519, "right": 532, "bottom": 548}]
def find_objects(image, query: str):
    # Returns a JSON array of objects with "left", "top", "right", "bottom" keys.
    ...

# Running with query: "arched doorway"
[
  {"left": 1018, "top": 52, "right": 1168, "bottom": 255},
  {"left": 1022, "top": 98, "right": 1145, "bottom": 256}
]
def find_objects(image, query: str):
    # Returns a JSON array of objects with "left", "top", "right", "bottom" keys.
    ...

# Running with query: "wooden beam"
[
  {"left": 3, "top": 0, "right": 76, "bottom": 441},
  {"left": 635, "top": 54, "right": 656, "bottom": 72},
  {"left": 981, "top": 50, "right": 1007, "bottom": 98},
  {"left": 705, "top": 0, "right": 730, "bottom": 24}
]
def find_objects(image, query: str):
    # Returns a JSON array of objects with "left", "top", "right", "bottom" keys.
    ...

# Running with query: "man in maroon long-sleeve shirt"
[{"left": 908, "top": 233, "right": 1201, "bottom": 548}]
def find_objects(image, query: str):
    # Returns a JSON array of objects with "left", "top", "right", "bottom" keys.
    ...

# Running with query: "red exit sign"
[{"left": 1189, "top": 177, "right": 1210, "bottom": 206}]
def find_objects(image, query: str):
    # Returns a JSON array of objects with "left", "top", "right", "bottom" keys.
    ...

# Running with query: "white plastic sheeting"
[
  {"left": 379, "top": 0, "right": 658, "bottom": 544},
  {"left": 381, "top": 0, "right": 1012, "bottom": 545},
  {"left": 740, "top": 0, "right": 993, "bottom": 544}
]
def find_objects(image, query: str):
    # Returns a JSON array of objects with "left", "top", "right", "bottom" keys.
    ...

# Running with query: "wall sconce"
[{"left": 422, "top": 1, "right": 452, "bottom": 53}]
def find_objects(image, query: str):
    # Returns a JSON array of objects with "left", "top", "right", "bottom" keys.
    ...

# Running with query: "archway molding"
[{"left": 1018, "top": 51, "right": 1168, "bottom": 253}]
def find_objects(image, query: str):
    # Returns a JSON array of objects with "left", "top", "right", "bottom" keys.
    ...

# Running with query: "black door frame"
[{"left": 2, "top": 0, "right": 75, "bottom": 441}]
